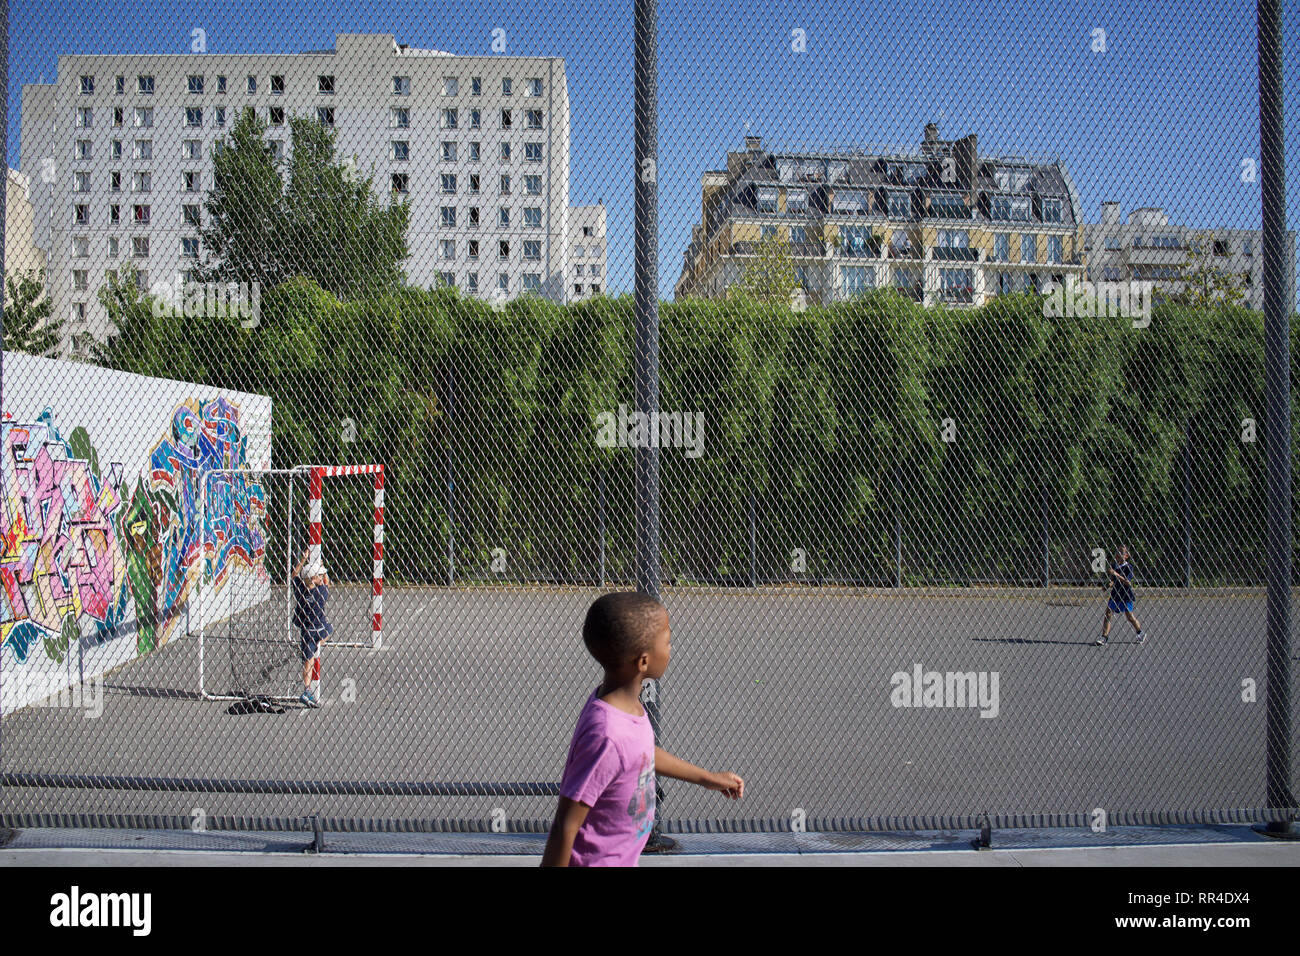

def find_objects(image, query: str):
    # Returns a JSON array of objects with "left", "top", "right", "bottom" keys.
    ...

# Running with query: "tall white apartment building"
[
  {"left": 567, "top": 203, "right": 606, "bottom": 300},
  {"left": 20, "top": 34, "right": 574, "bottom": 357},
  {"left": 5, "top": 169, "right": 47, "bottom": 278}
]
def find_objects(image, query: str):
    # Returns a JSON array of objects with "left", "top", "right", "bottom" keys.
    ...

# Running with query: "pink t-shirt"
[{"left": 559, "top": 687, "right": 656, "bottom": 867}]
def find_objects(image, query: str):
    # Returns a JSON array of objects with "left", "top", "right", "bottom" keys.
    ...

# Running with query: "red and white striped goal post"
[{"left": 306, "top": 464, "right": 385, "bottom": 649}]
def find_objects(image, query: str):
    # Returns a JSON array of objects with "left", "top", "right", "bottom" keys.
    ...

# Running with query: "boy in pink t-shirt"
[{"left": 541, "top": 592, "right": 744, "bottom": 867}]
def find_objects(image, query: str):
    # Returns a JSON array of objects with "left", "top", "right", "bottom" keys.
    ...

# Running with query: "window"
[
  {"left": 133, "top": 171, "right": 151, "bottom": 193},
  {"left": 940, "top": 269, "right": 974, "bottom": 302},
  {"left": 523, "top": 240, "right": 541, "bottom": 260},
  {"left": 71, "top": 302, "right": 88, "bottom": 324},
  {"left": 991, "top": 195, "right": 1030, "bottom": 221},
  {"left": 524, "top": 175, "right": 541, "bottom": 195},
  {"left": 318, "top": 75, "right": 335, "bottom": 95},
  {"left": 188, "top": 75, "right": 204, "bottom": 94},
  {"left": 114, "top": 75, "right": 125, "bottom": 95},
  {"left": 786, "top": 188, "right": 807, "bottom": 213},
  {"left": 75, "top": 140, "right": 92, "bottom": 160},
  {"left": 500, "top": 241, "right": 510, "bottom": 259},
  {"left": 80, "top": 75, "right": 95, "bottom": 95},
  {"left": 790, "top": 226, "right": 807, "bottom": 244},
  {"left": 442, "top": 77, "right": 457, "bottom": 96},
  {"left": 467, "top": 272, "right": 479, "bottom": 292},
  {"left": 928, "top": 192, "right": 967, "bottom": 217},
  {"left": 1020, "top": 233, "right": 1036, "bottom": 263},
  {"left": 468, "top": 207, "right": 480, "bottom": 227},
  {"left": 937, "top": 229, "right": 969, "bottom": 248},
  {"left": 76, "top": 107, "right": 93, "bottom": 128},
  {"left": 501, "top": 109, "right": 512, "bottom": 129},
  {"left": 756, "top": 187, "right": 777, "bottom": 213},
  {"left": 216, "top": 75, "right": 227, "bottom": 94},
  {"left": 182, "top": 237, "right": 200, "bottom": 258},
  {"left": 269, "top": 140, "right": 283, "bottom": 160},
  {"left": 575, "top": 284, "right": 584, "bottom": 296},
  {"left": 133, "top": 139, "right": 152, "bottom": 160},
  {"left": 500, "top": 142, "right": 511, "bottom": 162},
  {"left": 72, "top": 236, "right": 90, "bottom": 257},
  {"left": 442, "top": 108, "right": 458, "bottom": 129},
  {"left": 440, "top": 206, "right": 456, "bottom": 227},
  {"left": 470, "top": 109, "right": 481, "bottom": 130},
  {"left": 391, "top": 174, "right": 409, "bottom": 196},
  {"left": 1213, "top": 240, "right": 1230, "bottom": 257},
  {"left": 109, "top": 204, "right": 120, "bottom": 225},
  {"left": 1046, "top": 235, "right": 1063, "bottom": 263},
  {"left": 442, "top": 173, "right": 457, "bottom": 194},
  {"left": 73, "top": 171, "right": 90, "bottom": 192},
  {"left": 110, "top": 140, "right": 122, "bottom": 160},
  {"left": 112, "top": 107, "right": 124, "bottom": 128},
  {"left": 132, "top": 236, "right": 150, "bottom": 258},
  {"left": 270, "top": 106, "right": 285, "bottom": 126},
  {"left": 590, "top": 264, "right": 602, "bottom": 277},
  {"left": 391, "top": 140, "right": 409, "bottom": 161},
  {"left": 438, "top": 272, "right": 455, "bottom": 288},
  {"left": 526, "top": 109, "right": 543, "bottom": 129},
  {"left": 469, "top": 239, "right": 479, "bottom": 258},
  {"left": 469, "top": 174, "right": 480, "bottom": 194},
  {"left": 182, "top": 171, "right": 201, "bottom": 192},
  {"left": 182, "top": 205, "right": 201, "bottom": 227},
  {"left": 394, "top": 75, "right": 412, "bottom": 96},
  {"left": 72, "top": 269, "right": 89, "bottom": 292},
  {"left": 525, "top": 142, "right": 543, "bottom": 163},
  {"left": 109, "top": 171, "right": 121, "bottom": 191},
  {"left": 247, "top": 75, "right": 257, "bottom": 94},
  {"left": 1243, "top": 238, "right": 1254, "bottom": 256},
  {"left": 526, "top": 77, "right": 543, "bottom": 97},
  {"left": 270, "top": 75, "right": 285, "bottom": 95},
  {"left": 887, "top": 191, "right": 911, "bottom": 219},
  {"left": 185, "top": 107, "right": 204, "bottom": 128},
  {"left": 523, "top": 274, "right": 541, "bottom": 293},
  {"left": 524, "top": 207, "right": 541, "bottom": 228},
  {"left": 499, "top": 207, "right": 510, "bottom": 226},
  {"left": 137, "top": 75, "right": 154, "bottom": 95},
  {"left": 993, "top": 233, "right": 1010, "bottom": 262},
  {"left": 441, "top": 141, "right": 457, "bottom": 162},
  {"left": 500, "top": 174, "right": 511, "bottom": 195},
  {"left": 441, "top": 239, "right": 455, "bottom": 260},
  {"left": 391, "top": 108, "right": 410, "bottom": 129},
  {"left": 471, "top": 77, "right": 482, "bottom": 95},
  {"left": 469, "top": 142, "right": 481, "bottom": 162},
  {"left": 576, "top": 264, "right": 585, "bottom": 276},
  {"left": 997, "top": 272, "right": 1015, "bottom": 294},
  {"left": 214, "top": 107, "right": 226, "bottom": 128},
  {"left": 576, "top": 244, "right": 587, "bottom": 258},
  {"left": 583, "top": 226, "right": 594, "bottom": 237},
  {"left": 498, "top": 273, "right": 509, "bottom": 292},
  {"left": 73, "top": 204, "right": 91, "bottom": 226},
  {"left": 842, "top": 265, "right": 875, "bottom": 296},
  {"left": 893, "top": 265, "right": 922, "bottom": 299},
  {"left": 1041, "top": 197, "right": 1063, "bottom": 223},
  {"left": 1104, "top": 235, "right": 1121, "bottom": 251},
  {"left": 502, "top": 77, "right": 513, "bottom": 95},
  {"left": 183, "top": 139, "right": 202, "bottom": 160},
  {"left": 316, "top": 107, "right": 335, "bottom": 127},
  {"left": 133, "top": 107, "right": 154, "bottom": 128}
]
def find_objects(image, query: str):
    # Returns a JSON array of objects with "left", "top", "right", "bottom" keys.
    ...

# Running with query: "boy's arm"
[
  {"left": 655, "top": 746, "right": 744, "bottom": 798},
  {"left": 540, "top": 797, "right": 590, "bottom": 867},
  {"left": 294, "top": 550, "right": 309, "bottom": 576}
]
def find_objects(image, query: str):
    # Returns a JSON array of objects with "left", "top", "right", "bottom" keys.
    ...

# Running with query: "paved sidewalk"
[{"left": 3, "top": 825, "right": 1298, "bottom": 865}]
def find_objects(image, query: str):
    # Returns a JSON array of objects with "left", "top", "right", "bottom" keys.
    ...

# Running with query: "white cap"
[{"left": 302, "top": 560, "right": 327, "bottom": 579}]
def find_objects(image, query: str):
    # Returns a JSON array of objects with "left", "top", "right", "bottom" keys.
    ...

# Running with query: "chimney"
[
  {"left": 924, "top": 123, "right": 939, "bottom": 144},
  {"left": 954, "top": 133, "right": 978, "bottom": 190},
  {"left": 744, "top": 135, "right": 762, "bottom": 151},
  {"left": 1100, "top": 202, "right": 1121, "bottom": 224}
]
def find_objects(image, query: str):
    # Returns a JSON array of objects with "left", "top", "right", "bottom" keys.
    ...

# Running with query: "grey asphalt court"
[{"left": 1, "top": 586, "right": 1297, "bottom": 833}]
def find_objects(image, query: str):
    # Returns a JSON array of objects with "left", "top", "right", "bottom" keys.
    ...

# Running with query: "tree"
[
  {"left": 3, "top": 269, "right": 62, "bottom": 357},
  {"left": 1162, "top": 230, "right": 1248, "bottom": 309},
  {"left": 197, "top": 109, "right": 410, "bottom": 301},
  {"left": 734, "top": 233, "right": 799, "bottom": 304}
]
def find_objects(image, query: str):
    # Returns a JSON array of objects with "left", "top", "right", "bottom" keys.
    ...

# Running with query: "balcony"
[
  {"left": 933, "top": 246, "right": 981, "bottom": 263},
  {"left": 730, "top": 241, "right": 826, "bottom": 258},
  {"left": 1127, "top": 246, "right": 1185, "bottom": 267}
]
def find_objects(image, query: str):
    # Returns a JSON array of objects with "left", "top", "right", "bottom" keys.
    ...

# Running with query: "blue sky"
[{"left": 6, "top": 0, "right": 1299, "bottom": 300}]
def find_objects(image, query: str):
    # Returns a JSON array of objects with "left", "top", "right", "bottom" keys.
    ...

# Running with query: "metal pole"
[
  {"left": 1259, "top": 0, "right": 1295, "bottom": 837},
  {"left": 634, "top": 0, "right": 667, "bottom": 844},
  {"left": 1041, "top": 483, "right": 1049, "bottom": 588},
  {"left": 597, "top": 467, "right": 606, "bottom": 587},
  {"left": 446, "top": 365, "right": 456, "bottom": 587},
  {"left": 748, "top": 489, "right": 757, "bottom": 588},
  {"left": 1182, "top": 431, "right": 1192, "bottom": 588},
  {"left": 893, "top": 466, "right": 902, "bottom": 589}
]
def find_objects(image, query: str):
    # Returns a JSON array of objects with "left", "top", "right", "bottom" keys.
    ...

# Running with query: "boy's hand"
[{"left": 703, "top": 771, "right": 744, "bottom": 800}]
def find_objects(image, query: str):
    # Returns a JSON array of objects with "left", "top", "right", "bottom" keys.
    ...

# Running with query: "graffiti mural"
[{"left": 1, "top": 399, "right": 267, "bottom": 665}]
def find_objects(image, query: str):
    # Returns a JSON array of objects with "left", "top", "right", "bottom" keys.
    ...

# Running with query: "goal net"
[{"left": 198, "top": 464, "right": 384, "bottom": 702}]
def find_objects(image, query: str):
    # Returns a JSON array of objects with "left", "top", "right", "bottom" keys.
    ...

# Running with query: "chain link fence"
[{"left": 1, "top": 0, "right": 1296, "bottom": 838}]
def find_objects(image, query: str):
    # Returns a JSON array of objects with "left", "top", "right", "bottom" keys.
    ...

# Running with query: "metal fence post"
[
  {"left": 446, "top": 364, "right": 456, "bottom": 587},
  {"left": 596, "top": 466, "right": 606, "bottom": 587},
  {"left": 748, "top": 489, "right": 757, "bottom": 588},
  {"left": 893, "top": 465, "right": 902, "bottom": 588},
  {"left": 1258, "top": 0, "right": 1295, "bottom": 838},
  {"left": 1182, "top": 430, "right": 1192, "bottom": 588},
  {"left": 1041, "top": 483, "right": 1050, "bottom": 588}
]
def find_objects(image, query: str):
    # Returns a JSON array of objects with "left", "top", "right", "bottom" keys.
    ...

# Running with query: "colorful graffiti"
[{"left": 1, "top": 399, "right": 266, "bottom": 665}]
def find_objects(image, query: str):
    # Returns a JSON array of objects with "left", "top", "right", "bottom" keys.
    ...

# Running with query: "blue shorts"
[
  {"left": 1107, "top": 597, "right": 1135, "bottom": 614},
  {"left": 299, "top": 628, "right": 328, "bottom": 662}
]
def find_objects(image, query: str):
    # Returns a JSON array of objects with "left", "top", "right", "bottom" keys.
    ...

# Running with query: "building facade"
[
  {"left": 675, "top": 124, "right": 1086, "bottom": 308},
  {"left": 566, "top": 202, "right": 607, "bottom": 300},
  {"left": 1083, "top": 203, "right": 1296, "bottom": 312},
  {"left": 21, "top": 34, "right": 580, "bottom": 357},
  {"left": 5, "top": 169, "right": 47, "bottom": 278}
]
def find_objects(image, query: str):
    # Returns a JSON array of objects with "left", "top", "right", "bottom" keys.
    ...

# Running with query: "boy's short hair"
[{"left": 582, "top": 592, "right": 666, "bottom": 669}]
